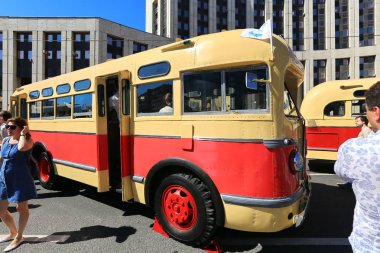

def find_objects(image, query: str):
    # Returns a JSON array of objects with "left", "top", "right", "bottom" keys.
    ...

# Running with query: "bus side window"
[
  {"left": 56, "top": 96, "right": 72, "bottom": 118},
  {"left": 137, "top": 81, "right": 173, "bottom": 115},
  {"left": 183, "top": 72, "right": 221, "bottom": 112},
  {"left": 351, "top": 100, "right": 366, "bottom": 116},
  {"left": 74, "top": 93, "right": 93, "bottom": 118},
  {"left": 29, "top": 101, "right": 41, "bottom": 119},
  {"left": 324, "top": 101, "right": 345, "bottom": 117}
]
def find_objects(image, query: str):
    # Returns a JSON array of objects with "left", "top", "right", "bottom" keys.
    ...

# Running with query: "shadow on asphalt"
[
  {"left": 25, "top": 225, "right": 136, "bottom": 244},
  {"left": 218, "top": 182, "right": 355, "bottom": 253}
]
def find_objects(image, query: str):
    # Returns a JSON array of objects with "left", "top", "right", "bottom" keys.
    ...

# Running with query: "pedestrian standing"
[
  {"left": 0, "top": 117, "right": 37, "bottom": 252},
  {"left": 0, "top": 111, "right": 12, "bottom": 146},
  {"left": 337, "top": 115, "right": 372, "bottom": 189},
  {"left": 334, "top": 81, "right": 380, "bottom": 253}
]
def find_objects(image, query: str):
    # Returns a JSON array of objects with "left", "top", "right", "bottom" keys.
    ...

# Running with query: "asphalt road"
[{"left": 0, "top": 161, "right": 355, "bottom": 253}]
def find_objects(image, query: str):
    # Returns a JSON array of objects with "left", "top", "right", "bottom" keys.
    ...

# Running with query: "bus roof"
[
  {"left": 13, "top": 29, "right": 303, "bottom": 97},
  {"left": 301, "top": 77, "right": 380, "bottom": 119}
]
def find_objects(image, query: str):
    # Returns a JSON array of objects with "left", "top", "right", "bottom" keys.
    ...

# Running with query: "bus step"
[{"left": 111, "top": 188, "right": 122, "bottom": 194}]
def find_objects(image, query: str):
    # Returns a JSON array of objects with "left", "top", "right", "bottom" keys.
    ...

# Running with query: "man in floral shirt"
[{"left": 334, "top": 81, "right": 380, "bottom": 253}]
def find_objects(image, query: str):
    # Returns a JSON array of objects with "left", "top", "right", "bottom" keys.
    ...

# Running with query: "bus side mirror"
[{"left": 246, "top": 72, "right": 258, "bottom": 90}]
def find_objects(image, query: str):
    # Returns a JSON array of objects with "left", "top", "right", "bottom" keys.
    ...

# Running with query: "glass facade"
[
  {"left": 253, "top": 0, "right": 265, "bottom": 28},
  {"left": 273, "top": 0, "right": 284, "bottom": 36},
  {"left": 197, "top": 0, "right": 209, "bottom": 35},
  {"left": 235, "top": 0, "right": 246, "bottom": 29},
  {"left": 335, "top": 0, "right": 349, "bottom": 49},
  {"left": 133, "top": 42, "right": 148, "bottom": 54},
  {"left": 293, "top": 0, "right": 304, "bottom": 51},
  {"left": 359, "top": 0, "right": 375, "bottom": 47},
  {"left": 17, "top": 32, "right": 33, "bottom": 85},
  {"left": 216, "top": 0, "right": 228, "bottom": 32},
  {"left": 313, "top": 0, "right": 325, "bottom": 50},
  {"left": 73, "top": 32, "right": 90, "bottom": 71},
  {"left": 45, "top": 33, "right": 61, "bottom": 79},
  {"left": 313, "top": 60, "right": 326, "bottom": 85},
  {"left": 178, "top": 0, "right": 190, "bottom": 39},
  {"left": 335, "top": 58, "right": 350, "bottom": 80},
  {"left": 360, "top": 56, "right": 375, "bottom": 78},
  {"left": 107, "top": 35, "right": 123, "bottom": 59}
]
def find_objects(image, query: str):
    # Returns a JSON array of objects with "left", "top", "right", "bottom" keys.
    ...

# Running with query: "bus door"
[
  {"left": 118, "top": 70, "right": 133, "bottom": 201},
  {"left": 105, "top": 75, "right": 122, "bottom": 191},
  {"left": 10, "top": 94, "right": 27, "bottom": 118}
]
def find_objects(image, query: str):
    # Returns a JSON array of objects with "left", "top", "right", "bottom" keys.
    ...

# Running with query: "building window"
[
  {"left": 73, "top": 32, "right": 90, "bottom": 71},
  {"left": 293, "top": 0, "right": 304, "bottom": 51},
  {"left": 359, "top": 0, "right": 375, "bottom": 47},
  {"left": 0, "top": 32, "right": 2, "bottom": 95},
  {"left": 216, "top": 0, "right": 228, "bottom": 32},
  {"left": 107, "top": 35, "right": 123, "bottom": 59},
  {"left": 161, "top": 0, "right": 167, "bottom": 36},
  {"left": 313, "top": 0, "right": 325, "bottom": 50},
  {"left": 178, "top": 0, "right": 190, "bottom": 39},
  {"left": 197, "top": 0, "right": 209, "bottom": 35},
  {"left": 235, "top": 0, "right": 246, "bottom": 29},
  {"left": 335, "top": 58, "right": 350, "bottom": 80},
  {"left": 17, "top": 32, "right": 32, "bottom": 86},
  {"left": 253, "top": 0, "right": 265, "bottom": 28},
  {"left": 313, "top": 60, "right": 326, "bottom": 86},
  {"left": 133, "top": 42, "right": 148, "bottom": 54},
  {"left": 45, "top": 33, "right": 61, "bottom": 79},
  {"left": 360, "top": 56, "right": 375, "bottom": 78},
  {"left": 273, "top": 0, "right": 284, "bottom": 36},
  {"left": 152, "top": 1, "right": 159, "bottom": 35},
  {"left": 335, "top": 0, "right": 349, "bottom": 49}
]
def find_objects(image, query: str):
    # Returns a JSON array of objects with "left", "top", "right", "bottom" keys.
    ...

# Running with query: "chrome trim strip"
[
  {"left": 193, "top": 137, "right": 263, "bottom": 143},
  {"left": 308, "top": 147, "right": 337, "bottom": 151},
  {"left": 132, "top": 175, "right": 145, "bottom": 183},
  {"left": 53, "top": 159, "right": 96, "bottom": 172},
  {"left": 134, "top": 135, "right": 181, "bottom": 139},
  {"left": 263, "top": 138, "right": 296, "bottom": 148},
  {"left": 31, "top": 130, "right": 96, "bottom": 135},
  {"left": 221, "top": 187, "right": 305, "bottom": 208}
]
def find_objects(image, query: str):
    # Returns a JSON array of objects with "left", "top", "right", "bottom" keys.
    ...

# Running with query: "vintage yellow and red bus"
[
  {"left": 10, "top": 29, "right": 310, "bottom": 247},
  {"left": 301, "top": 78, "right": 380, "bottom": 164}
]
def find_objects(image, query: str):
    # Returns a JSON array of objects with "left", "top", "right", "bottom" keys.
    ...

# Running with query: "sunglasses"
[{"left": 5, "top": 125, "right": 17, "bottom": 130}]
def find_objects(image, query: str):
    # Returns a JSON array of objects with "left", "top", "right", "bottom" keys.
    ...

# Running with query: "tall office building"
[
  {"left": 0, "top": 17, "right": 173, "bottom": 110},
  {"left": 146, "top": 0, "right": 380, "bottom": 94}
]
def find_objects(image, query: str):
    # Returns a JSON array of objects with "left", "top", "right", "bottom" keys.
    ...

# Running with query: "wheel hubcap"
[{"left": 162, "top": 185, "right": 197, "bottom": 230}]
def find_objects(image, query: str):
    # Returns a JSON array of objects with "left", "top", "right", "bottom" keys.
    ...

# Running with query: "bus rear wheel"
[
  {"left": 38, "top": 152, "right": 57, "bottom": 190},
  {"left": 154, "top": 173, "right": 216, "bottom": 247}
]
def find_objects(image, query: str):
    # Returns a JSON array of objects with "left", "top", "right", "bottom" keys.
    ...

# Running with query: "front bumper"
[{"left": 221, "top": 183, "right": 311, "bottom": 232}]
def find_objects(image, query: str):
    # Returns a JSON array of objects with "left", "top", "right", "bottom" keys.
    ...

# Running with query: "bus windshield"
[{"left": 284, "top": 85, "right": 300, "bottom": 118}]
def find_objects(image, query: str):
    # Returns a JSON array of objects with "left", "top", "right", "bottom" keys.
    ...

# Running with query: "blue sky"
[{"left": 0, "top": 0, "right": 146, "bottom": 31}]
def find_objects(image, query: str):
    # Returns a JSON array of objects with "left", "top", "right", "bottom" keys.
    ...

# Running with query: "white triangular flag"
[{"left": 241, "top": 19, "right": 273, "bottom": 53}]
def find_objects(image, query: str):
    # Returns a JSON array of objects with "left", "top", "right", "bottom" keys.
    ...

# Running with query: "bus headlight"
[{"left": 289, "top": 150, "right": 304, "bottom": 174}]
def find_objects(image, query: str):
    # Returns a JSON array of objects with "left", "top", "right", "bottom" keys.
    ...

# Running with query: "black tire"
[
  {"left": 154, "top": 173, "right": 217, "bottom": 247},
  {"left": 37, "top": 152, "right": 58, "bottom": 190}
]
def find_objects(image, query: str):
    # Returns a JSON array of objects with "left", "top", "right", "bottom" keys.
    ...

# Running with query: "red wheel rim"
[
  {"left": 162, "top": 185, "right": 198, "bottom": 230},
  {"left": 39, "top": 156, "right": 50, "bottom": 183}
]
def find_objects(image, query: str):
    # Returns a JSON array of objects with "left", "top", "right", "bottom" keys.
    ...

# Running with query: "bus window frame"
[
  {"left": 182, "top": 66, "right": 270, "bottom": 115},
  {"left": 323, "top": 100, "right": 346, "bottom": 118},
  {"left": 136, "top": 80, "right": 174, "bottom": 116}
]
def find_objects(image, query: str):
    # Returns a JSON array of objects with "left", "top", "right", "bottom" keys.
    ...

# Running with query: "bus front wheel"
[
  {"left": 38, "top": 152, "right": 57, "bottom": 190},
  {"left": 154, "top": 173, "right": 217, "bottom": 247}
]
